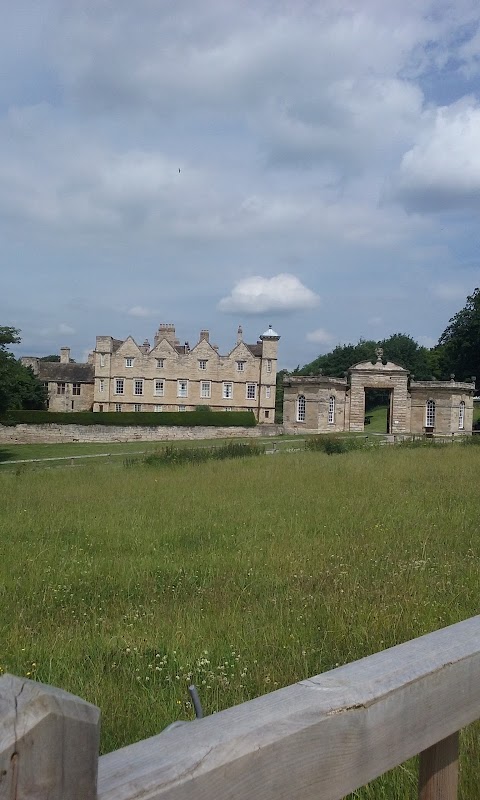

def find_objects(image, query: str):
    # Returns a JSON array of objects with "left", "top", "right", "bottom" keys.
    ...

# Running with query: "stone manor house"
[
  {"left": 283, "top": 349, "right": 475, "bottom": 436},
  {"left": 22, "top": 323, "right": 280, "bottom": 423}
]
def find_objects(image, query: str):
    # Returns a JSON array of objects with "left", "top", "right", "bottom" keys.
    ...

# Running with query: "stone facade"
[
  {"left": 283, "top": 352, "right": 475, "bottom": 436},
  {"left": 348, "top": 359, "right": 410, "bottom": 433},
  {"left": 22, "top": 325, "right": 280, "bottom": 423},
  {"left": 21, "top": 348, "right": 94, "bottom": 412},
  {"left": 410, "top": 383, "right": 474, "bottom": 435},
  {"left": 92, "top": 324, "right": 280, "bottom": 423}
]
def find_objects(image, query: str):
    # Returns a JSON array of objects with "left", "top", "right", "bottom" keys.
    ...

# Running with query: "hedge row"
[{"left": 0, "top": 410, "right": 257, "bottom": 428}]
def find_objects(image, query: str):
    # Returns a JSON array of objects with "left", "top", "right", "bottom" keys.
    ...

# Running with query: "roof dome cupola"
[{"left": 260, "top": 324, "right": 280, "bottom": 340}]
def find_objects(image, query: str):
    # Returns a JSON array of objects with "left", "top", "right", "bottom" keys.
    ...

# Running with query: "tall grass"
[
  {"left": 1, "top": 446, "right": 480, "bottom": 797},
  {"left": 143, "top": 440, "right": 265, "bottom": 466}
]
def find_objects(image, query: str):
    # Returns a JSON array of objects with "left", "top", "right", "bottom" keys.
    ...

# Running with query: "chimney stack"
[
  {"left": 60, "top": 347, "right": 70, "bottom": 364},
  {"left": 154, "top": 324, "right": 176, "bottom": 347},
  {"left": 200, "top": 329, "right": 209, "bottom": 342},
  {"left": 237, "top": 325, "right": 243, "bottom": 343}
]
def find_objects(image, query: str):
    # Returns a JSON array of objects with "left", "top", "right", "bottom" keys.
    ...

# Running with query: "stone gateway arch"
[{"left": 283, "top": 351, "right": 475, "bottom": 436}]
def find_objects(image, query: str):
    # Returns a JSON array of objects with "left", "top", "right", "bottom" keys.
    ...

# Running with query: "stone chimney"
[
  {"left": 140, "top": 339, "right": 150, "bottom": 354},
  {"left": 154, "top": 324, "right": 176, "bottom": 347},
  {"left": 200, "top": 329, "right": 209, "bottom": 343},
  {"left": 237, "top": 325, "right": 243, "bottom": 344},
  {"left": 60, "top": 347, "right": 70, "bottom": 364}
]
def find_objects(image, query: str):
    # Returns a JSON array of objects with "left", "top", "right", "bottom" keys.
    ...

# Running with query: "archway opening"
[{"left": 364, "top": 388, "right": 393, "bottom": 433}]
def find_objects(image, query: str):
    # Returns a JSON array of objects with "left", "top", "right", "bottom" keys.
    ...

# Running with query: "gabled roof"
[
  {"left": 150, "top": 338, "right": 179, "bottom": 356},
  {"left": 228, "top": 341, "right": 257, "bottom": 359},
  {"left": 349, "top": 359, "right": 408, "bottom": 373},
  {"left": 115, "top": 336, "right": 143, "bottom": 355},
  {"left": 190, "top": 338, "right": 219, "bottom": 356}
]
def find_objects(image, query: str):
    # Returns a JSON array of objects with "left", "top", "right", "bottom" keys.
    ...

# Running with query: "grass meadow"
[{"left": 1, "top": 443, "right": 480, "bottom": 798}]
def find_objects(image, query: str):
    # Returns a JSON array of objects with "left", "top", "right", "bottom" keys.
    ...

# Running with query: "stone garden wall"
[{"left": 0, "top": 423, "right": 283, "bottom": 445}]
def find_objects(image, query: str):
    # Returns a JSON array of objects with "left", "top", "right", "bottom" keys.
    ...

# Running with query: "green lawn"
[
  {"left": 1, "top": 445, "right": 480, "bottom": 797},
  {"left": 364, "top": 405, "right": 389, "bottom": 433},
  {"left": 0, "top": 435, "right": 302, "bottom": 465}
]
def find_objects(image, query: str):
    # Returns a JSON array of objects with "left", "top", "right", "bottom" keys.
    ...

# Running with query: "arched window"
[
  {"left": 425, "top": 399, "right": 435, "bottom": 428},
  {"left": 296, "top": 395, "right": 306, "bottom": 422},
  {"left": 328, "top": 395, "right": 335, "bottom": 424},
  {"left": 459, "top": 401, "right": 465, "bottom": 430}
]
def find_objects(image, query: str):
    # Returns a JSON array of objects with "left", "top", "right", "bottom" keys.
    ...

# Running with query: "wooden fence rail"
[{"left": 2, "top": 616, "right": 480, "bottom": 799}]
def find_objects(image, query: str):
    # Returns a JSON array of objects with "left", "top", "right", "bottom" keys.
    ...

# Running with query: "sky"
[{"left": 2, "top": 0, "right": 480, "bottom": 370}]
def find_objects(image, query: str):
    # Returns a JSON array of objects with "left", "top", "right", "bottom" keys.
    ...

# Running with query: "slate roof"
[
  {"left": 245, "top": 343, "right": 263, "bottom": 357},
  {"left": 36, "top": 362, "right": 94, "bottom": 384}
]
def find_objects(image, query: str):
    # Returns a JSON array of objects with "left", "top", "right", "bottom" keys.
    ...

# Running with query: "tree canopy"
[
  {"left": 437, "top": 288, "right": 480, "bottom": 382},
  {"left": 39, "top": 354, "right": 61, "bottom": 362},
  {"left": 0, "top": 327, "right": 47, "bottom": 415},
  {"left": 298, "top": 333, "right": 436, "bottom": 379}
]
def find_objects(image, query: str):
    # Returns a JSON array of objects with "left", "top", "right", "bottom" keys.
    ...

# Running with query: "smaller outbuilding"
[
  {"left": 283, "top": 349, "right": 475, "bottom": 436},
  {"left": 21, "top": 348, "right": 94, "bottom": 412}
]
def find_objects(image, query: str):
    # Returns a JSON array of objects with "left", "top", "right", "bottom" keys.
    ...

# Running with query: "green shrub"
[
  {"left": 305, "top": 434, "right": 363, "bottom": 455},
  {"left": 0, "top": 410, "right": 256, "bottom": 428}
]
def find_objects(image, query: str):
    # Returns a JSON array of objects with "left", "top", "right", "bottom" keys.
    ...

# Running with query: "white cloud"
[
  {"left": 127, "top": 305, "right": 153, "bottom": 318},
  {"left": 58, "top": 323, "right": 75, "bottom": 334},
  {"left": 306, "top": 328, "right": 335, "bottom": 345},
  {"left": 432, "top": 283, "right": 471, "bottom": 301},
  {"left": 417, "top": 335, "right": 436, "bottom": 349},
  {"left": 218, "top": 274, "right": 320, "bottom": 314},
  {"left": 394, "top": 98, "right": 480, "bottom": 211},
  {"left": 3, "top": 1, "right": 480, "bottom": 369}
]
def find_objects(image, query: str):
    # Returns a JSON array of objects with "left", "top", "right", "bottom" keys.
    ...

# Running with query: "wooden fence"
[{"left": 2, "top": 615, "right": 480, "bottom": 799}]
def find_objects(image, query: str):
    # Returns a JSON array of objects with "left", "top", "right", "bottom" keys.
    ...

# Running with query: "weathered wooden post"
[
  {"left": 418, "top": 732, "right": 459, "bottom": 800},
  {"left": 0, "top": 673, "right": 100, "bottom": 800}
]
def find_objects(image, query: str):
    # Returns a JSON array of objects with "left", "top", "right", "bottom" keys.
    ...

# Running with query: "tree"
[
  {"left": 298, "top": 333, "right": 439, "bottom": 380},
  {"left": 0, "top": 327, "right": 20, "bottom": 348},
  {"left": 275, "top": 369, "right": 288, "bottom": 423},
  {"left": 298, "top": 339, "right": 378, "bottom": 377},
  {"left": 438, "top": 289, "right": 480, "bottom": 382},
  {"left": 39, "top": 354, "right": 75, "bottom": 363},
  {"left": 0, "top": 327, "right": 47, "bottom": 414},
  {"left": 379, "top": 333, "right": 436, "bottom": 379}
]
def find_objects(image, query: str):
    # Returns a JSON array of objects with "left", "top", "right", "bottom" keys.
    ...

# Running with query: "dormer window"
[
  {"left": 236, "top": 361, "right": 245, "bottom": 371},
  {"left": 198, "top": 360, "right": 207, "bottom": 370},
  {"left": 125, "top": 357, "right": 134, "bottom": 368},
  {"left": 156, "top": 358, "right": 164, "bottom": 368}
]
